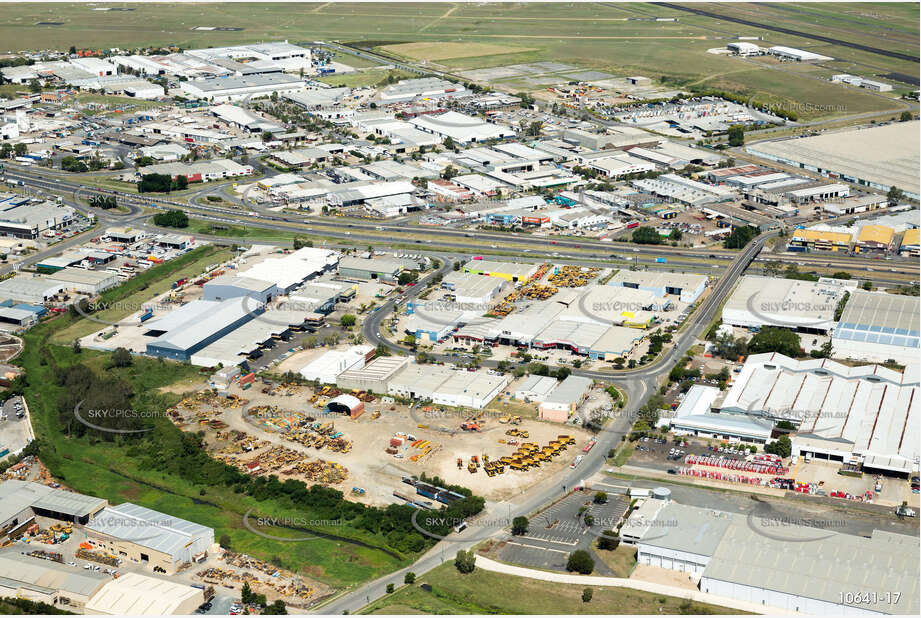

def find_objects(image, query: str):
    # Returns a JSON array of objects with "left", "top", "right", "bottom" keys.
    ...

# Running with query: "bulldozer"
[
  {"left": 467, "top": 461, "right": 478, "bottom": 474},
  {"left": 461, "top": 422, "right": 481, "bottom": 432}
]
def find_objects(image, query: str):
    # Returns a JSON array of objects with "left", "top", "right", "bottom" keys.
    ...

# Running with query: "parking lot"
[
  {"left": 492, "top": 489, "right": 629, "bottom": 572},
  {"left": 0, "top": 396, "right": 32, "bottom": 457}
]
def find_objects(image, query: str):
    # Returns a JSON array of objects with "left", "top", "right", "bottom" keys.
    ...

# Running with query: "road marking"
[{"left": 505, "top": 540, "right": 571, "bottom": 554}]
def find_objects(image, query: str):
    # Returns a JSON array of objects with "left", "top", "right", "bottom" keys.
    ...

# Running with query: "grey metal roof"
[
  {"left": 0, "top": 480, "right": 106, "bottom": 520},
  {"left": 703, "top": 523, "right": 920, "bottom": 614},
  {"left": 147, "top": 298, "right": 253, "bottom": 352},
  {"left": 86, "top": 502, "right": 212, "bottom": 558},
  {"left": 637, "top": 501, "right": 733, "bottom": 557},
  {"left": 543, "top": 375, "right": 593, "bottom": 406},
  {"left": 0, "top": 549, "right": 108, "bottom": 598}
]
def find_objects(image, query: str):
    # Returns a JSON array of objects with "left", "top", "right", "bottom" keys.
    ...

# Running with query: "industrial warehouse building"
[
  {"left": 747, "top": 121, "right": 920, "bottom": 199},
  {"left": 239, "top": 246, "right": 339, "bottom": 293},
  {"left": 84, "top": 572, "right": 205, "bottom": 616},
  {"left": 0, "top": 276, "right": 64, "bottom": 304},
  {"left": 719, "top": 353, "right": 919, "bottom": 475},
  {"left": 634, "top": 499, "right": 919, "bottom": 615},
  {"left": 0, "top": 480, "right": 108, "bottom": 541},
  {"left": 608, "top": 271, "right": 708, "bottom": 304},
  {"left": 45, "top": 268, "right": 118, "bottom": 295},
  {"left": 336, "top": 356, "right": 410, "bottom": 393},
  {"left": 901, "top": 228, "right": 920, "bottom": 256},
  {"left": 441, "top": 271, "right": 505, "bottom": 305},
  {"left": 86, "top": 502, "right": 216, "bottom": 575},
  {"left": 137, "top": 158, "right": 254, "bottom": 183},
  {"left": 514, "top": 375, "right": 560, "bottom": 403},
  {"left": 202, "top": 274, "right": 278, "bottom": 304},
  {"left": 538, "top": 375, "right": 593, "bottom": 423},
  {"left": 144, "top": 298, "right": 259, "bottom": 362},
  {"left": 387, "top": 363, "right": 510, "bottom": 409},
  {"left": 0, "top": 197, "right": 76, "bottom": 239},
  {"left": 463, "top": 259, "right": 537, "bottom": 282},
  {"left": 668, "top": 385, "right": 772, "bottom": 444},
  {"left": 0, "top": 549, "right": 109, "bottom": 612},
  {"left": 299, "top": 345, "right": 374, "bottom": 384},
  {"left": 338, "top": 256, "right": 406, "bottom": 283},
  {"left": 722, "top": 275, "right": 854, "bottom": 333},
  {"left": 179, "top": 73, "right": 307, "bottom": 102},
  {"left": 832, "top": 290, "right": 920, "bottom": 365}
]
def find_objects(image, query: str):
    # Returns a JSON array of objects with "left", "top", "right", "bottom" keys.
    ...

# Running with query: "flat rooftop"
[{"left": 748, "top": 121, "right": 920, "bottom": 196}]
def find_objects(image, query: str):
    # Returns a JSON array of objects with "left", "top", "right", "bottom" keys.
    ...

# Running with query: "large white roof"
[
  {"left": 85, "top": 572, "right": 203, "bottom": 615},
  {"left": 721, "top": 353, "right": 920, "bottom": 465}
]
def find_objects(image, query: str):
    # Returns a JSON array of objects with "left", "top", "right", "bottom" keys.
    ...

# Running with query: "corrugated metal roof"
[{"left": 86, "top": 503, "right": 212, "bottom": 558}]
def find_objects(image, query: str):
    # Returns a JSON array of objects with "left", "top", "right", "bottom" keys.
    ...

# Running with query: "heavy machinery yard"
[{"left": 163, "top": 376, "right": 593, "bottom": 505}]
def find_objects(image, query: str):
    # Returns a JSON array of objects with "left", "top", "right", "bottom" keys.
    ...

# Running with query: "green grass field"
[
  {"left": 0, "top": 3, "right": 914, "bottom": 120},
  {"left": 315, "top": 67, "right": 415, "bottom": 88},
  {"left": 358, "top": 562, "right": 741, "bottom": 614}
]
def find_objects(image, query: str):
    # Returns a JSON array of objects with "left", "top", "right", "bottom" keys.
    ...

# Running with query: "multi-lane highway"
[{"left": 5, "top": 163, "right": 917, "bottom": 283}]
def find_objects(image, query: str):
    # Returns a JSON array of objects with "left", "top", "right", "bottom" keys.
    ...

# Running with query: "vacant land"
[
  {"left": 380, "top": 41, "right": 536, "bottom": 61},
  {"left": 316, "top": 67, "right": 415, "bottom": 88},
  {"left": 358, "top": 562, "right": 739, "bottom": 614}
]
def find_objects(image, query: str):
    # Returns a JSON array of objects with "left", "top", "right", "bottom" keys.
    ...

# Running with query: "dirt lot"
[{"left": 167, "top": 379, "right": 593, "bottom": 506}]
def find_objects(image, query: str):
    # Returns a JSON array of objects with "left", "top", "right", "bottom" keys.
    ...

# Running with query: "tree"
[
  {"left": 724, "top": 225, "right": 759, "bottom": 249},
  {"left": 566, "top": 549, "right": 595, "bottom": 574},
  {"left": 152, "top": 209, "right": 189, "bottom": 228},
  {"left": 398, "top": 271, "right": 418, "bottom": 286},
  {"left": 454, "top": 549, "right": 476, "bottom": 574},
  {"left": 13, "top": 143, "right": 27, "bottom": 158},
  {"left": 748, "top": 326, "right": 802, "bottom": 357},
  {"left": 764, "top": 434, "right": 792, "bottom": 458},
  {"left": 887, "top": 185, "right": 904, "bottom": 204},
  {"left": 171, "top": 175, "right": 189, "bottom": 191},
  {"left": 262, "top": 131, "right": 274, "bottom": 142},
  {"left": 340, "top": 314, "right": 356, "bottom": 328},
  {"left": 511, "top": 516, "right": 529, "bottom": 536},
  {"left": 632, "top": 226, "right": 662, "bottom": 245},
  {"left": 582, "top": 588, "right": 593, "bottom": 603},
  {"left": 69, "top": 45, "right": 77, "bottom": 55},
  {"left": 443, "top": 136, "right": 455, "bottom": 151},
  {"left": 72, "top": 339, "right": 82, "bottom": 354},
  {"left": 0, "top": 142, "right": 12, "bottom": 159},
  {"left": 293, "top": 236, "right": 313, "bottom": 249},
  {"left": 219, "top": 533, "right": 232, "bottom": 549},
  {"left": 61, "top": 155, "right": 88, "bottom": 172},
  {"left": 241, "top": 582, "right": 254, "bottom": 604},
  {"left": 138, "top": 173, "right": 173, "bottom": 193},
  {"left": 900, "top": 111, "right": 913, "bottom": 122},
  {"left": 441, "top": 164, "right": 459, "bottom": 180},
  {"left": 28, "top": 78, "right": 41, "bottom": 93},
  {"left": 404, "top": 572, "right": 416, "bottom": 584},
  {"left": 111, "top": 347, "right": 132, "bottom": 368},
  {"left": 386, "top": 583, "right": 395, "bottom": 593},
  {"left": 525, "top": 120, "right": 543, "bottom": 136},
  {"left": 727, "top": 125, "right": 745, "bottom": 147},
  {"left": 862, "top": 280, "right": 873, "bottom": 291},
  {"left": 262, "top": 600, "right": 287, "bottom": 615},
  {"left": 593, "top": 491, "right": 608, "bottom": 504},
  {"left": 597, "top": 530, "right": 620, "bottom": 551},
  {"left": 834, "top": 291, "right": 850, "bottom": 321}
]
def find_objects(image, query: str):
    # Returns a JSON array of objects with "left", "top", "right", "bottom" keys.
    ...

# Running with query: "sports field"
[{"left": 0, "top": 2, "right": 916, "bottom": 120}]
